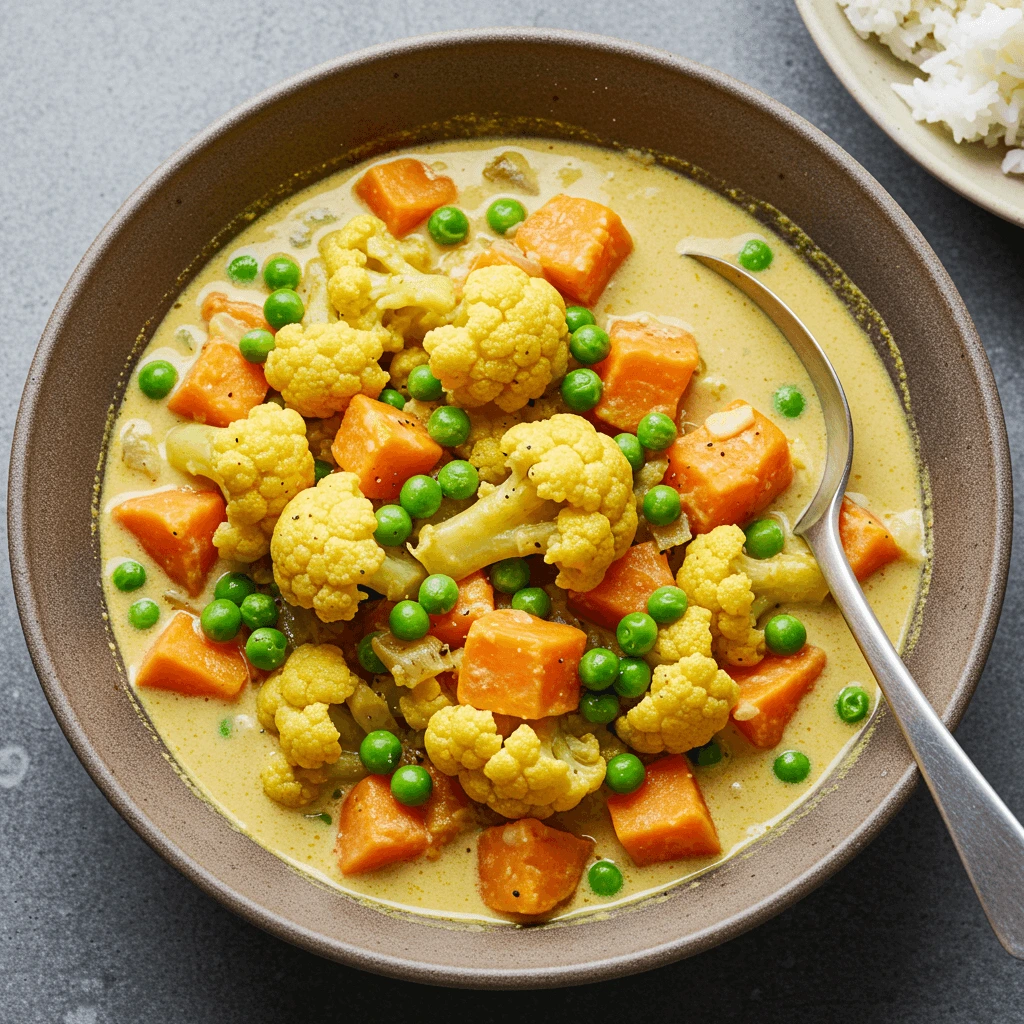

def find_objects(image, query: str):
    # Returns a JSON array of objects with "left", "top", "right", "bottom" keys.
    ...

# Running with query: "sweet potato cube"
[
  {"left": 568, "top": 542, "right": 674, "bottom": 630},
  {"left": 429, "top": 570, "right": 494, "bottom": 648},
  {"left": 355, "top": 157, "right": 458, "bottom": 237},
  {"left": 457, "top": 609, "right": 586, "bottom": 719},
  {"left": 336, "top": 774, "right": 430, "bottom": 875},
  {"left": 607, "top": 754, "right": 720, "bottom": 866},
  {"left": 477, "top": 818, "right": 594, "bottom": 916},
  {"left": 200, "top": 291, "right": 271, "bottom": 331},
  {"left": 592, "top": 319, "right": 700, "bottom": 433},
  {"left": 331, "top": 394, "right": 442, "bottom": 500},
  {"left": 166, "top": 342, "right": 269, "bottom": 428},
  {"left": 664, "top": 400, "right": 793, "bottom": 534},
  {"left": 135, "top": 611, "right": 250, "bottom": 700},
  {"left": 423, "top": 763, "right": 474, "bottom": 854},
  {"left": 515, "top": 194, "right": 633, "bottom": 306},
  {"left": 728, "top": 646, "right": 827, "bottom": 748},
  {"left": 112, "top": 488, "right": 225, "bottom": 596},
  {"left": 839, "top": 496, "right": 901, "bottom": 581}
]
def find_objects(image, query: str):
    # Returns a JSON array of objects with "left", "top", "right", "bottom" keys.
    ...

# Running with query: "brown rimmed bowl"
[{"left": 8, "top": 28, "right": 1012, "bottom": 988}]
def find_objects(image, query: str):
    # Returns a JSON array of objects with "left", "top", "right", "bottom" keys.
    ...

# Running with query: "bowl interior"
[{"left": 8, "top": 30, "right": 1011, "bottom": 987}]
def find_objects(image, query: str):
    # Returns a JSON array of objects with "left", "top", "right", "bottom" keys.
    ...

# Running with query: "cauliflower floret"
[
  {"left": 256, "top": 670, "right": 287, "bottom": 733},
  {"left": 739, "top": 539, "right": 829, "bottom": 618},
  {"left": 388, "top": 346, "right": 429, "bottom": 396},
  {"left": 261, "top": 751, "right": 327, "bottom": 808},
  {"left": 616, "top": 654, "right": 739, "bottom": 755},
  {"left": 275, "top": 702, "right": 341, "bottom": 770},
  {"left": 677, "top": 525, "right": 764, "bottom": 667},
  {"left": 653, "top": 605, "right": 715, "bottom": 662},
  {"left": 278, "top": 642, "right": 357, "bottom": 707},
  {"left": 413, "top": 413, "right": 637, "bottom": 591},
  {"left": 422, "top": 265, "right": 569, "bottom": 412},
  {"left": 320, "top": 215, "right": 455, "bottom": 352},
  {"left": 264, "top": 320, "right": 389, "bottom": 418},
  {"left": 424, "top": 704, "right": 503, "bottom": 774},
  {"left": 399, "top": 677, "right": 454, "bottom": 730},
  {"left": 165, "top": 403, "right": 315, "bottom": 562}
]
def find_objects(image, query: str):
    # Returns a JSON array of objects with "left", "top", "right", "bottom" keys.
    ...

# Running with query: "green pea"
[
  {"left": 836, "top": 685, "right": 871, "bottom": 723},
  {"left": 647, "top": 586, "right": 688, "bottom": 624},
  {"left": 569, "top": 324, "right": 611, "bottom": 365},
  {"left": 239, "top": 328, "right": 275, "bottom": 364},
  {"left": 427, "top": 405, "right": 471, "bottom": 447},
  {"left": 407, "top": 364, "right": 444, "bottom": 402},
  {"left": 614, "top": 433, "right": 645, "bottom": 473},
  {"left": 239, "top": 592, "right": 278, "bottom": 630},
  {"left": 643, "top": 485, "right": 681, "bottom": 526},
  {"left": 437, "top": 460, "right": 479, "bottom": 500},
  {"left": 764, "top": 614, "right": 807, "bottom": 656},
  {"left": 214, "top": 572, "right": 257, "bottom": 605},
  {"left": 511, "top": 587, "right": 551, "bottom": 619},
  {"left": 616, "top": 612, "right": 659, "bottom": 656},
  {"left": 588, "top": 860, "right": 624, "bottom": 897},
  {"left": 200, "top": 599, "right": 242, "bottom": 643},
  {"left": 565, "top": 306, "right": 596, "bottom": 334},
  {"left": 428, "top": 206, "right": 469, "bottom": 245},
  {"left": 418, "top": 574, "right": 460, "bottom": 615},
  {"left": 263, "top": 288, "right": 304, "bottom": 329},
  {"left": 377, "top": 388, "right": 406, "bottom": 410},
  {"left": 391, "top": 764, "right": 433, "bottom": 806},
  {"left": 389, "top": 600, "right": 430, "bottom": 641},
  {"left": 636, "top": 412, "right": 677, "bottom": 451},
  {"left": 560, "top": 368, "right": 603, "bottom": 411},
  {"left": 578, "top": 647, "right": 620, "bottom": 691},
  {"left": 690, "top": 740, "right": 722, "bottom": 767},
  {"left": 245, "top": 627, "right": 288, "bottom": 671},
  {"left": 399, "top": 475, "right": 443, "bottom": 519},
  {"left": 138, "top": 360, "right": 178, "bottom": 399},
  {"left": 486, "top": 197, "right": 526, "bottom": 235},
  {"left": 112, "top": 560, "right": 146, "bottom": 592},
  {"left": 128, "top": 598, "right": 160, "bottom": 630},
  {"left": 773, "top": 749, "right": 811, "bottom": 783},
  {"left": 773, "top": 385, "right": 805, "bottom": 418},
  {"left": 263, "top": 254, "right": 301, "bottom": 291},
  {"left": 359, "top": 729, "right": 403, "bottom": 775},
  {"left": 490, "top": 557, "right": 530, "bottom": 595},
  {"left": 738, "top": 238, "right": 774, "bottom": 272},
  {"left": 313, "top": 459, "right": 333, "bottom": 484},
  {"left": 374, "top": 504, "right": 413, "bottom": 546},
  {"left": 744, "top": 518, "right": 785, "bottom": 559},
  {"left": 580, "top": 691, "right": 620, "bottom": 724},
  {"left": 357, "top": 632, "right": 388, "bottom": 675},
  {"left": 605, "top": 752, "right": 646, "bottom": 794},
  {"left": 227, "top": 254, "right": 259, "bottom": 284},
  {"left": 614, "top": 657, "right": 651, "bottom": 698}
]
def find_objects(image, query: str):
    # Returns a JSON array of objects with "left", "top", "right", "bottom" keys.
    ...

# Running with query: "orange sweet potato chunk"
[
  {"left": 728, "top": 646, "right": 827, "bottom": 748},
  {"left": 135, "top": 611, "right": 250, "bottom": 700},
  {"left": 200, "top": 291, "right": 271, "bottom": 331},
  {"left": 568, "top": 542, "right": 674, "bottom": 630},
  {"left": 515, "top": 194, "right": 633, "bottom": 306},
  {"left": 423, "top": 763, "right": 474, "bottom": 855},
  {"left": 477, "top": 818, "right": 594, "bottom": 916},
  {"left": 331, "top": 394, "right": 442, "bottom": 500},
  {"left": 607, "top": 754, "right": 721, "bottom": 866},
  {"left": 839, "top": 496, "right": 901, "bottom": 581},
  {"left": 166, "top": 341, "right": 269, "bottom": 427},
  {"left": 457, "top": 609, "right": 586, "bottom": 719},
  {"left": 592, "top": 319, "right": 700, "bottom": 433},
  {"left": 355, "top": 158, "right": 458, "bottom": 237},
  {"left": 664, "top": 401, "right": 793, "bottom": 534},
  {"left": 336, "top": 774, "right": 430, "bottom": 875},
  {"left": 429, "top": 570, "right": 495, "bottom": 648},
  {"left": 112, "top": 488, "right": 225, "bottom": 596}
]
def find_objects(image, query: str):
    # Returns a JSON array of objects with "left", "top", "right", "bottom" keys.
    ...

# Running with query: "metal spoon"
[{"left": 684, "top": 251, "right": 1024, "bottom": 959}]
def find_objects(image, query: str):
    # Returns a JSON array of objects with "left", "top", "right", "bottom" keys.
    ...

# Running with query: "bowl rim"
[{"left": 7, "top": 27, "right": 1013, "bottom": 986}]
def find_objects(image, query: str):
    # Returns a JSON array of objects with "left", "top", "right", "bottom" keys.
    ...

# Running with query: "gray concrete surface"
[{"left": 2, "top": 0, "right": 1023, "bottom": 1019}]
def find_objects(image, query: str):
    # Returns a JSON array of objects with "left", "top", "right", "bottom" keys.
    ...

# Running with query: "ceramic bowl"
[{"left": 8, "top": 29, "right": 1011, "bottom": 987}]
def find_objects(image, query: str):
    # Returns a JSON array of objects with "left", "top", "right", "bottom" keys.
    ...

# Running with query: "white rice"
[{"left": 837, "top": 0, "right": 1024, "bottom": 173}]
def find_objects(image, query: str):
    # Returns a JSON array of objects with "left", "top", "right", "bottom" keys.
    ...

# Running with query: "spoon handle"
[{"left": 805, "top": 517, "right": 1024, "bottom": 959}]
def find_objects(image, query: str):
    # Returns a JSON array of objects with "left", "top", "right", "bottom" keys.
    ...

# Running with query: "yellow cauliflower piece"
[
  {"left": 422, "top": 265, "right": 569, "bottom": 412},
  {"left": 260, "top": 752, "right": 327, "bottom": 808},
  {"left": 388, "top": 345, "right": 429, "bottom": 396},
  {"left": 616, "top": 654, "right": 739, "bottom": 755},
  {"left": 424, "top": 704, "right": 503, "bottom": 774},
  {"left": 320, "top": 214, "right": 455, "bottom": 352},
  {"left": 164, "top": 403, "right": 314, "bottom": 562},
  {"left": 677, "top": 525, "right": 764, "bottom": 667},
  {"left": 255, "top": 670, "right": 287, "bottom": 733},
  {"left": 278, "top": 642, "right": 357, "bottom": 707},
  {"left": 270, "top": 472, "right": 384, "bottom": 622},
  {"left": 654, "top": 605, "right": 714, "bottom": 662},
  {"left": 399, "top": 677, "right": 454, "bottom": 730},
  {"left": 264, "top": 321, "right": 389, "bottom": 418},
  {"left": 275, "top": 702, "right": 341, "bottom": 770}
]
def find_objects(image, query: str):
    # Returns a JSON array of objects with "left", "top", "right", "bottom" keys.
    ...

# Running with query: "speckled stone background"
[{"left": 2, "top": 1, "right": 1023, "bottom": 1020}]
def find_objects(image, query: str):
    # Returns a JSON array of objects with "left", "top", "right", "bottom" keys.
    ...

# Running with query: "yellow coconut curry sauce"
[{"left": 99, "top": 139, "right": 926, "bottom": 924}]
